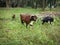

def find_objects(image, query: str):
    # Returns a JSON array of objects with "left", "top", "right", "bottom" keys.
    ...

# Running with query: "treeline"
[{"left": 0, "top": 0, "right": 60, "bottom": 9}]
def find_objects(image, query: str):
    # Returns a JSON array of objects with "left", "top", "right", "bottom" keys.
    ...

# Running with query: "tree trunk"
[
  {"left": 6, "top": 0, "right": 10, "bottom": 8},
  {"left": 42, "top": 0, "right": 45, "bottom": 11},
  {"left": 56, "top": 0, "right": 58, "bottom": 7},
  {"left": 50, "top": 0, "right": 52, "bottom": 10}
]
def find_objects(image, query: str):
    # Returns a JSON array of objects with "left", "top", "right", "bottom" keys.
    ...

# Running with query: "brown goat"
[
  {"left": 12, "top": 14, "right": 15, "bottom": 20},
  {"left": 20, "top": 14, "right": 37, "bottom": 28}
]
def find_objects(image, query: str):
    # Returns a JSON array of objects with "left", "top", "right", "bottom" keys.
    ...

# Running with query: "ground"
[{"left": 0, "top": 8, "right": 60, "bottom": 45}]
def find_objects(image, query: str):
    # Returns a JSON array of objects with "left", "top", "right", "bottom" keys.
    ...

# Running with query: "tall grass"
[{"left": 0, "top": 8, "right": 60, "bottom": 45}]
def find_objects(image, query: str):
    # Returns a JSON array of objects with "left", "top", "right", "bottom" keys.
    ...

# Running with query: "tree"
[
  {"left": 42, "top": 0, "right": 45, "bottom": 10},
  {"left": 6, "top": 0, "right": 10, "bottom": 8}
]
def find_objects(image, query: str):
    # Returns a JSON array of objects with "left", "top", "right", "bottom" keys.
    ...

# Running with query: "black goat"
[{"left": 42, "top": 16, "right": 54, "bottom": 24}]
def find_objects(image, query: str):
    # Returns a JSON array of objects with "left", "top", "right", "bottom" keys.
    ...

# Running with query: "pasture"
[{"left": 0, "top": 8, "right": 60, "bottom": 45}]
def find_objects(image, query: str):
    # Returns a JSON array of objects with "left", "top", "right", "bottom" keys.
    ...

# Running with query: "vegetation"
[
  {"left": 0, "top": 8, "right": 60, "bottom": 45},
  {"left": 0, "top": 0, "right": 60, "bottom": 10}
]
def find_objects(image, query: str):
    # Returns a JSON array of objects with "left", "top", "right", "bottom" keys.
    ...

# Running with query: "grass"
[{"left": 0, "top": 8, "right": 60, "bottom": 45}]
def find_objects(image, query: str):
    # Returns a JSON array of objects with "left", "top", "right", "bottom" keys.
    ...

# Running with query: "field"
[{"left": 0, "top": 8, "right": 60, "bottom": 45}]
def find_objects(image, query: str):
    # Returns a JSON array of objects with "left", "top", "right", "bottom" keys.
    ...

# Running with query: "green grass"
[{"left": 0, "top": 8, "right": 60, "bottom": 45}]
